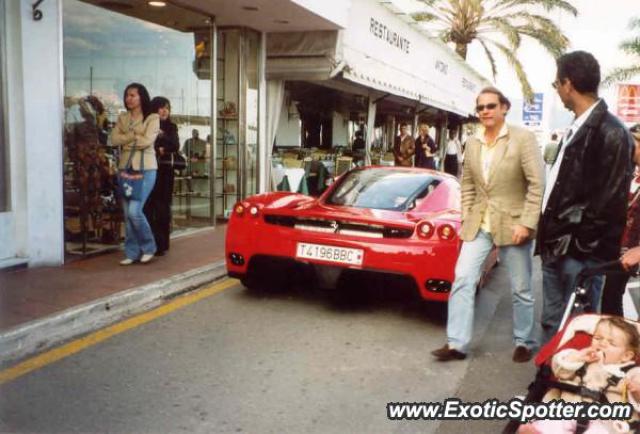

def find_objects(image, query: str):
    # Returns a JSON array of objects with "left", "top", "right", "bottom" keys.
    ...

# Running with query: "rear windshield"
[{"left": 325, "top": 168, "right": 441, "bottom": 211}]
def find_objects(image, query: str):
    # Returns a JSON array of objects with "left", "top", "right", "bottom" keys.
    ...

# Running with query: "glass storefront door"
[
  {"left": 243, "top": 30, "right": 260, "bottom": 199},
  {"left": 0, "top": 0, "right": 8, "bottom": 214},
  {"left": 215, "top": 28, "right": 260, "bottom": 219}
]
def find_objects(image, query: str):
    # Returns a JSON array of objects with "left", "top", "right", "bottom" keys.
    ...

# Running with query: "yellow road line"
[{"left": 0, "top": 278, "right": 238, "bottom": 386}]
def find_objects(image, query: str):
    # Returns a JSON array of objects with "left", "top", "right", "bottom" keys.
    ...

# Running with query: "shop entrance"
[{"left": 62, "top": 0, "right": 262, "bottom": 257}]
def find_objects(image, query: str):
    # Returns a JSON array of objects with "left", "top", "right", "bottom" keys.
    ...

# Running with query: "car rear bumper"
[{"left": 226, "top": 218, "right": 457, "bottom": 302}]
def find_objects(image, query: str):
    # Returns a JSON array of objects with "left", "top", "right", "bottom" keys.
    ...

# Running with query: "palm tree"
[
  {"left": 411, "top": 0, "right": 577, "bottom": 100},
  {"left": 604, "top": 17, "right": 640, "bottom": 85}
]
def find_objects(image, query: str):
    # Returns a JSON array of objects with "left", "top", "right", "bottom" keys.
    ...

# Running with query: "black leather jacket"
[{"left": 536, "top": 100, "right": 635, "bottom": 262}]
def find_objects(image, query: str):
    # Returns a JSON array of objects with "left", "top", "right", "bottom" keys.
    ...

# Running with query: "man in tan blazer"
[{"left": 432, "top": 87, "right": 544, "bottom": 363}]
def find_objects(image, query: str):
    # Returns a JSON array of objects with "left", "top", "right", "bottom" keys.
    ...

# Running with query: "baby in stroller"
[{"left": 519, "top": 316, "right": 640, "bottom": 434}]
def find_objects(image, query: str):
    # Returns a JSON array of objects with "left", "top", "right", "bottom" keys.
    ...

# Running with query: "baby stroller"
[{"left": 504, "top": 261, "right": 640, "bottom": 434}]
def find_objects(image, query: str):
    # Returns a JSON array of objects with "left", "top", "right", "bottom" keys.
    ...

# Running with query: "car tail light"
[
  {"left": 234, "top": 203, "right": 245, "bottom": 216},
  {"left": 437, "top": 224, "right": 456, "bottom": 241},
  {"left": 249, "top": 205, "right": 260, "bottom": 217},
  {"left": 416, "top": 221, "right": 435, "bottom": 238},
  {"left": 425, "top": 279, "right": 452, "bottom": 293}
]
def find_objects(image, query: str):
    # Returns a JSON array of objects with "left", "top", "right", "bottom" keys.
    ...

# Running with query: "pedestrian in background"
[
  {"left": 601, "top": 124, "right": 640, "bottom": 315},
  {"left": 352, "top": 129, "right": 365, "bottom": 152},
  {"left": 537, "top": 51, "right": 635, "bottom": 343},
  {"left": 393, "top": 122, "right": 415, "bottom": 167},
  {"left": 414, "top": 122, "right": 438, "bottom": 170},
  {"left": 444, "top": 129, "right": 462, "bottom": 176},
  {"left": 144, "top": 96, "right": 179, "bottom": 257},
  {"left": 111, "top": 83, "right": 160, "bottom": 265},
  {"left": 432, "top": 86, "right": 544, "bottom": 363}
]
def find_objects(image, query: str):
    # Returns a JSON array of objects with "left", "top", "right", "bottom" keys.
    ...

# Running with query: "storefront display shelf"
[{"left": 175, "top": 192, "right": 211, "bottom": 199}]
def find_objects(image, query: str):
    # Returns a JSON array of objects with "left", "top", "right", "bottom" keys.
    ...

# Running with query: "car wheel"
[
  {"left": 242, "top": 265, "right": 291, "bottom": 293},
  {"left": 329, "top": 270, "right": 369, "bottom": 307},
  {"left": 240, "top": 277, "right": 259, "bottom": 291}
]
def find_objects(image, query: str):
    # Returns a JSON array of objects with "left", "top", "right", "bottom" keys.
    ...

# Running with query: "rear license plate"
[{"left": 296, "top": 242, "right": 364, "bottom": 266}]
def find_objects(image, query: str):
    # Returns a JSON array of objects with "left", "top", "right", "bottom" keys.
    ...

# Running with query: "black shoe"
[
  {"left": 431, "top": 344, "right": 467, "bottom": 361},
  {"left": 512, "top": 346, "right": 533, "bottom": 363},
  {"left": 156, "top": 250, "right": 166, "bottom": 257}
]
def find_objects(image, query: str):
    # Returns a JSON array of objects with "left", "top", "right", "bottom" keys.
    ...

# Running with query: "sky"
[
  {"left": 391, "top": 0, "right": 639, "bottom": 130},
  {"left": 63, "top": 0, "right": 212, "bottom": 119}
]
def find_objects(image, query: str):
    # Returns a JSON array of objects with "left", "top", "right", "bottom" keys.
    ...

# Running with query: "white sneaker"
[
  {"left": 140, "top": 253, "right": 154, "bottom": 264},
  {"left": 120, "top": 258, "right": 134, "bottom": 266}
]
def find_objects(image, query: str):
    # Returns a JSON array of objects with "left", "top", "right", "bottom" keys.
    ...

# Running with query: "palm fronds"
[
  {"left": 604, "top": 17, "right": 640, "bottom": 86},
  {"left": 410, "top": 0, "right": 576, "bottom": 100},
  {"left": 603, "top": 66, "right": 640, "bottom": 86}
]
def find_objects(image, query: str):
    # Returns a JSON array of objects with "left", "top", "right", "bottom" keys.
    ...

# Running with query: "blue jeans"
[
  {"left": 447, "top": 230, "right": 536, "bottom": 353},
  {"left": 541, "top": 256, "right": 603, "bottom": 344},
  {"left": 123, "top": 170, "right": 157, "bottom": 260}
]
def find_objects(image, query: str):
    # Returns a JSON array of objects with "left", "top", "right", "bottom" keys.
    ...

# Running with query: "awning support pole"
[{"left": 365, "top": 98, "right": 377, "bottom": 166}]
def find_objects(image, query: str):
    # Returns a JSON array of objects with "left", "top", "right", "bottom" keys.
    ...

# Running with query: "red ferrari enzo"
[{"left": 225, "top": 165, "right": 475, "bottom": 302}]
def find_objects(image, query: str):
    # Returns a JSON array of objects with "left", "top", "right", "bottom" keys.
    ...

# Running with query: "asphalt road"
[{"left": 0, "top": 262, "right": 543, "bottom": 434}]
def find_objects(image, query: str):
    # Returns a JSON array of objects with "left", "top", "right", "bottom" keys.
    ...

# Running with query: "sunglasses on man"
[{"left": 475, "top": 103, "right": 498, "bottom": 113}]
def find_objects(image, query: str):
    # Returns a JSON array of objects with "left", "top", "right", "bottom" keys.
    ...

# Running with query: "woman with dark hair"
[
  {"left": 110, "top": 83, "right": 160, "bottom": 265},
  {"left": 144, "top": 96, "right": 179, "bottom": 256}
]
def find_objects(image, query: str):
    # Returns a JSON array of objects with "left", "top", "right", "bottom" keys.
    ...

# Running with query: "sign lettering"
[
  {"left": 462, "top": 78, "right": 476, "bottom": 92},
  {"left": 369, "top": 17, "right": 411, "bottom": 54},
  {"left": 435, "top": 60, "right": 448, "bottom": 75},
  {"left": 617, "top": 84, "right": 640, "bottom": 122},
  {"left": 523, "top": 93, "right": 544, "bottom": 126}
]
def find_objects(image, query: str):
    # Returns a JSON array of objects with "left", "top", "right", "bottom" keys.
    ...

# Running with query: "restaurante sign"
[{"left": 369, "top": 17, "right": 411, "bottom": 54}]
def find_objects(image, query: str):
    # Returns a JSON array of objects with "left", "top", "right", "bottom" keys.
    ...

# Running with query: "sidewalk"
[{"left": 0, "top": 226, "right": 228, "bottom": 362}]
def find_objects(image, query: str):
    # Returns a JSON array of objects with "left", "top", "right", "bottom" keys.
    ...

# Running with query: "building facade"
[{"left": 0, "top": 0, "right": 488, "bottom": 268}]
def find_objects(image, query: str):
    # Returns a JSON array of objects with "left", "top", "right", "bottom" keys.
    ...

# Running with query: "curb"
[{"left": 0, "top": 260, "right": 228, "bottom": 364}]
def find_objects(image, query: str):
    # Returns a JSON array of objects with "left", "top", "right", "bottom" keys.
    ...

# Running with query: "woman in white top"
[{"left": 444, "top": 129, "right": 462, "bottom": 177}]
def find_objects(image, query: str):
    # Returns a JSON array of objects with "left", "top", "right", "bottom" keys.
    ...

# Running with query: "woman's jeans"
[
  {"left": 447, "top": 230, "right": 536, "bottom": 353},
  {"left": 123, "top": 170, "right": 157, "bottom": 260}
]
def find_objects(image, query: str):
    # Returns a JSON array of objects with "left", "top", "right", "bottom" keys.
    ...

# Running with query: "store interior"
[{"left": 269, "top": 79, "right": 461, "bottom": 195}]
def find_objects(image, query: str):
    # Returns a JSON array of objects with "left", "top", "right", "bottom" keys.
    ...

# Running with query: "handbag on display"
[
  {"left": 171, "top": 152, "right": 187, "bottom": 172},
  {"left": 223, "top": 130, "right": 237, "bottom": 146},
  {"left": 223, "top": 156, "right": 237, "bottom": 170},
  {"left": 118, "top": 144, "right": 145, "bottom": 201},
  {"left": 218, "top": 102, "right": 237, "bottom": 118}
]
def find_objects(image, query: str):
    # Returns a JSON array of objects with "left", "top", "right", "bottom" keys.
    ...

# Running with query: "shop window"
[
  {"left": 62, "top": 0, "right": 213, "bottom": 255},
  {"left": 0, "top": 1, "right": 9, "bottom": 213}
]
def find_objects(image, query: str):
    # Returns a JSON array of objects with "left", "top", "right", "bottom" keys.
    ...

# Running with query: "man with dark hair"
[
  {"left": 393, "top": 122, "right": 415, "bottom": 167},
  {"left": 538, "top": 51, "right": 635, "bottom": 343},
  {"left": 432, "top": 86, "right": 544, "bottom": 362}
]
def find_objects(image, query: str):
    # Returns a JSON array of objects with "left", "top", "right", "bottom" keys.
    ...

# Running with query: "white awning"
[
  {"left": 266, "top": 31, "right": 340, "bottom": 81},
  {"left": 265, "top": 0, "right": 490, "bottom": 117},
  {"left": 340, "top": 0, "right": 489, "bottom": 117}
]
